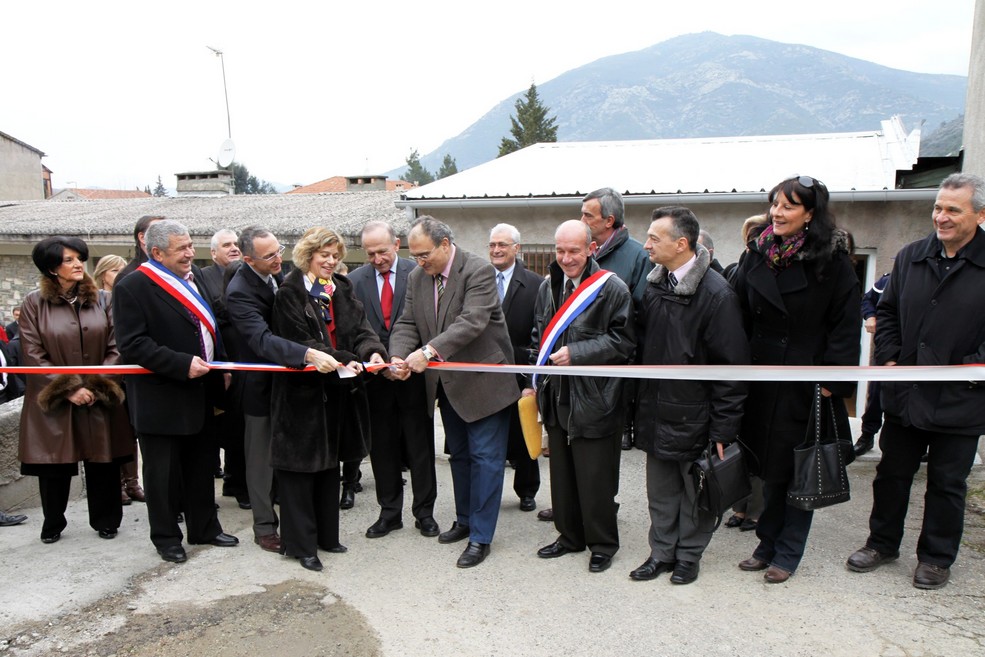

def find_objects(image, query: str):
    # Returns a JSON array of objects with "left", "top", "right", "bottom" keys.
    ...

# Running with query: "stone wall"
[{"left": 0, "top": 253, "right": 37, "bottom": 323}]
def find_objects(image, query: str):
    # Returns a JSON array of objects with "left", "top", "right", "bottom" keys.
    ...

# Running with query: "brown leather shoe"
[
  {"left": 764, "top": 565, "right": 792, "bottom": 583},
  {"left": 124, "top": 479, "right": 146, "bottom": 503},
  {"left": 537, "top": 508, "right": 554, "bottom": 522},
  {"left": 846, "top": 546, "right": 898, "bottom": 573},
  {"left": 254, "top": 533, "right": 282, "bottom": 553},
  {"left": 913, "top": 562, "right": 950, "bottom": 589},
  {"left": 738, "top": 557, "right": 769, "bottom": 571},
  {"left": 121, "top": 487, "right": 132, "bottom": 506}
]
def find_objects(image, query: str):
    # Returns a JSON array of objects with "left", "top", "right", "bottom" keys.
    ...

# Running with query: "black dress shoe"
[
  {"left": 415, "top": 517, "right": 440, "bottom": 537},
  {"left": 366, "top": 517, "right": 403, "bottom": 538},
  {"left": 237, "top": 499, "right": 252, "bottom": 510},
  {"left": 208, "top": 532, "right": 239, "bottom": 547},
  {"left": 589, "top": 552, "right": 612, "bottom": 573},
  {"left": 519, "top": 497, "right": 536, "bottom": 512},
  {"left": 846, "top": 546, "right": 898, "bottom": 573},
  {"left": 339, "top": 487, "right": 355, "bottom": 510},
  {"left": 670, "top": 560, "right": 700, "bottom": 585},
  {"left": 739, "top": 518, "right": 758, "bottom": 532},
  {"left": 0, "top": 511, "right": 28, "bottom": 526},
  {"left": 438, "top": 521, "right": 470, "bottom": 544},
  {"left": 299, "top": 556, "right": 323, "bottom": 572},
  {"left": 40, "top": 532, "right": 61, "bottom": 544},
  {"left": 629, "top": 557, "right": 676, "bottom": 581},
  {"left": 352, "top": 482, "right": 363, "bottom": 493},
  {"left": 537, "top": 539, "right": 581, "bottom": 559},
  {"left": 322, "top": 544, "right": 347, "bottom": 554},
  {"left": 158, "top": 545, "right": 187, "bottom": 563},
  {"left": 913, "top": 562, "right": 950, "bottom": 589},
  {"left": 724, "top": 514, "right": 744, "bottom": 528},
  {"left": 98, "top": 528, "right": 118, "bottom": 540},
  {"left": 456, "top": 541, "right": 490, "bottom": 568},
  {"left": 621, "top": 430, "right": 633, "bottom": 450},
  {"left": 853, "top": 432, "right": 875, "bottom": 457}
]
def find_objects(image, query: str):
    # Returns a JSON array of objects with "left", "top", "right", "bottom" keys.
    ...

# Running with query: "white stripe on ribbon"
[
  {"left": 533, "top": 270, "right": 616, "bottom": 386},
  {"left": 138, "top": 261, "right": 218, "bottom": 341}
]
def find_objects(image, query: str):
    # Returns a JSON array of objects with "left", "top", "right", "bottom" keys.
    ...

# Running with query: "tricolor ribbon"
[
  {"left": 533, "top": 269, "right": 616, "bottom": 387},
  {"left": 138, "top": 261, "right": 218, "bottom": 345}
]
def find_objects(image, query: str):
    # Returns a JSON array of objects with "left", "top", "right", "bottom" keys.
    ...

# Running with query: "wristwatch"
[{"left": 421, "top": 345, "right": 436, "bottom": 361}]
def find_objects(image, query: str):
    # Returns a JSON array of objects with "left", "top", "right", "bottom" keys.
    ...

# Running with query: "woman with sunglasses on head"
[
  {"left": 731, "top": 176, "right": 861, "bottom": 583},
  {"left": 18, "top": 237, "right": 135, "bottom": 544},
  {"left": 269, "top": 227, "right": 387, "bottom": 571}
]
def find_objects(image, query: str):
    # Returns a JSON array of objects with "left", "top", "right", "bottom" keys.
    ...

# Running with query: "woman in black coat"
[
  {"left": 270, "top": 227, "right": 387, "bottom": 571},
  {"left": 732, "top": 175, "right": 861, "bottom": 583}
]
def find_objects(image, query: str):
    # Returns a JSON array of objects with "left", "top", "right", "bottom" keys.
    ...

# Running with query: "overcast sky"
[{"left": 1, "top": 0, "right": 975, "bottom": 191}]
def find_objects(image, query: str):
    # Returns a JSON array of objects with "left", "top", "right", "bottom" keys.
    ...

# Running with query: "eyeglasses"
[
  {"left": 259, "top": 244, "right": 286, "bottom": 262},
  {"left": 488, "top": 241, "right": 516, "bottom": 250},
  {"left": 411, "top": 246, "right": 439, "bottom": 262}
]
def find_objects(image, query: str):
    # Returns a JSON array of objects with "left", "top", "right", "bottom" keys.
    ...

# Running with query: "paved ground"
[{"left": 1, "top": 421, "right": 984, "bottom": 657}]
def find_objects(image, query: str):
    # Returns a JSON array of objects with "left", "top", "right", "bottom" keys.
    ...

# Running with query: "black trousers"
[
  {"left": 507, "top": 405, "right": 540, "bottom": 500},
  {"left": 860, "top": 381, "right": 884, "bottom": 436},
  {"left": 367, "top": 377, "right": 436, "bottom": 522},
  {"left": 218, "top": 407, "right": 247, "bottom": 495},
  {"left": 866, "top": 419, "right": 979, "bottom": 567},
  {"left": 277, "top": 467, "right": 341, "bottom": 559},
  {"left": 752, "top": 481, "right": 814, "bottom": 573},
  {"left": 139, "top": 428, "right": 222, "bottom": 549},
  {"left": 546, "top": 424, "right": 621, "bottom": 556},
  {"left": 37, "top": 461, "right": 122, "bottom": 538}
]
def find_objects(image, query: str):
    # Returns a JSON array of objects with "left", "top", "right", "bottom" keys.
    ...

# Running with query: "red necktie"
[{"left": 380, "top": 271, "right": 393, "bottom": 330}]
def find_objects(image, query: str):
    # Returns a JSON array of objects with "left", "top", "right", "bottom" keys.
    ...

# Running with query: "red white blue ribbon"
[
  {"left": 138, "top": 261, "right": 218, "bottom": 344},
  {"left": 533, "top": 269, "right": 616, "bottom": 387}
]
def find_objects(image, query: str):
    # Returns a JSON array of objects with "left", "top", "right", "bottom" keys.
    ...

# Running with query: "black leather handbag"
[
  {"left": 691, "top": 441, "right": 752, "bottom": 519},
  {"left": 787, "top": 385, "right": 853, "bottom": 510}
]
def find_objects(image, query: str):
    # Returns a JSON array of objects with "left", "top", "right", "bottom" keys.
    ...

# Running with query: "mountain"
[{"left": 402, "top": 32, "right": 966, "bottom": 176}]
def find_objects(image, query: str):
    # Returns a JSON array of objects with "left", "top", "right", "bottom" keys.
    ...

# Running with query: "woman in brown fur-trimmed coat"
[
  {"left": 18, "top": 236, "right": 134, "bottom": 544},
  {"left": 269, "top": 227, "right": 387, "bottom": 572}
]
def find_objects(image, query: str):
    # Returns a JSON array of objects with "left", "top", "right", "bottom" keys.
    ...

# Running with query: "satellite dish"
[{"left": 217, "top": 139, "right": 236, "bottom": 168}]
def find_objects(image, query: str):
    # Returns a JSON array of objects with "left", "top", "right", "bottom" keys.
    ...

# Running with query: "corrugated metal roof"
[
  {"left": 0, "top": 191, "right": 410, "bottom": 242},
  {"left": 403, "top": 118, "right": 920, "bottom": 200}
]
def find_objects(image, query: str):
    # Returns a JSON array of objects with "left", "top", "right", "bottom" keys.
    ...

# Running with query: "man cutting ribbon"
[
  {"left": 524, "top": 220, "right": 636, "bottom": 574},
  {"left": 113, "top": 219, "right": 239, "bottom": 564}
]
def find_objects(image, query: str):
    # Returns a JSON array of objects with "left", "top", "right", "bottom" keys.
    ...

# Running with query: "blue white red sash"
[
  {"left": 533, "top": 269, "right": 616, "bottom": 387},
  {"left": 137, "top": 261, "right": 219, "bottom": 345}
]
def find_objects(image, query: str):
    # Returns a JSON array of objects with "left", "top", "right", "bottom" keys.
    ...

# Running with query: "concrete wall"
[
  {"left": 0, "top": 138, "right": 45, "bottom": 201},
  {"left": 964, "top": 0, "right": 985, "bottom": 177}
]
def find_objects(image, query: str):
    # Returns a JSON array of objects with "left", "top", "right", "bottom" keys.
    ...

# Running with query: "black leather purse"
[
  {"left": 787, "top": 385, "right": 853, "bottom": 510},
  {"left": 691, "top": 441, "right": 752, "bottom": 520}
]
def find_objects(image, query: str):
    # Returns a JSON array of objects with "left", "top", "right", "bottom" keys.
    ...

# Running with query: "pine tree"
[
  {"left": 152, "top": 176, "right": 168, "bottom": 197},
  {"left": 230, "top": 162, "right": 276, "bottom": 194},
  {"left": 404, "top": 149, "right": 435, "bottom": 186},
  {"left": 437, "top": 154, "right": 458, "bottom": 179},
  {"left": 498, "top": 83, "right": 558, "bottom": 157}
]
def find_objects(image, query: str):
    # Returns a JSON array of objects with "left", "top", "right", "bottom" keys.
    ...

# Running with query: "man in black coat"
[
  {"left": 349, "top": 221, "right": 438, "bottom": 539},
  {"left": 629, "top": 207, "right": 748, "bottom": 585},
  {"left": 225, "top": 226, "right": 336, "bottom": 554},
  {"left": 113, "top": 219, "right": 239, "bottom": 563},
  {"left": 847, "top": 173, "right": 985, "bottom": 590},
  {"left": 488, "top": 223, "right": 543, "bottom": 512}
]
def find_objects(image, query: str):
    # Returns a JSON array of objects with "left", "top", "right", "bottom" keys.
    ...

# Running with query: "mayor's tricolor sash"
[
  {"left": 533, "top": 269, "right": 616, "bottom": 387},
  {"left": 137, "top": 261, "right": 219, "bottom": 345}
]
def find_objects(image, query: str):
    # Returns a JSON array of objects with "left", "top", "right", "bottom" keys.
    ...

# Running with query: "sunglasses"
[{"left": 787, "top": 174, "right": 827, "bottom": 190}]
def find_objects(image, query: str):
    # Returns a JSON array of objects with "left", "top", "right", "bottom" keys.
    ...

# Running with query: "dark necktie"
[
  {"left": 562, "top": 279, "right": 574, "bottom": 304},
  {"left": 435, "top": 274, "right": 445, "bottom": 317},
  {"left": 380, "top": 271, "right": 393, "bottom": 329},
  {"left": 665, "top": 272, "right": 678, "bottom": 291},
  {"left": 268, "top": 276, "right": 277, "bottom": 294}
]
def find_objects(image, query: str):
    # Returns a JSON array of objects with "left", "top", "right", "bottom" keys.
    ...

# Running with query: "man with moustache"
[
  {"left": 113, "top": 219, "right": 238, "bottom": 563},
  {"left": 348, "top": 221, "right": 438, "bottom": 539},
  {"left": 488, "top": 222, "right": 543, "bottom": 512},
  {"left": 225, "top": 226, "right": 338, "bottom": 554},
  {"left": 526, "top": 220, "right": 635, "bottom": 574},
  {"left": 388, "top": 216, "right": 519, "bottom": 568}
]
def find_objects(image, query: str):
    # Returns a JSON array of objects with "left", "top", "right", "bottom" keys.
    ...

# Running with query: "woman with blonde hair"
[
  {"left": 269, "top": 227, "right": 386, "bottom": 571},
  {"left": 93, "top": 255, "right": 126, "bottom": 292}
]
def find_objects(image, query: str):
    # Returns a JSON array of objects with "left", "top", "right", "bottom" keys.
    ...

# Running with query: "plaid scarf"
[{"left": 757, "top": 224, "right": 806, "bottom": 272}]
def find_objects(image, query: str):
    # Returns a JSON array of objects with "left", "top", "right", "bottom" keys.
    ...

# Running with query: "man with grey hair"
[
  {"left": 389, "top": 216, "right": 519, "bottom": 568},
  {"left": 200, "top": 229, "right": 241, "bottom": 296},
  {"left": 114, "top": 219, "right": 239, "bottom": 563},
  {"left": 581, "top": 187, "right": 652, "bottom": 453},
  {"left": 847, "top": 172, "right": 985, "bottom": 590},
  {"left": 488, "top": 222, "right": 543, "bottom": 511}
]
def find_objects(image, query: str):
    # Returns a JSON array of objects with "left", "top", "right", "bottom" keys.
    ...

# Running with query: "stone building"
[{"left": 0, "top": 130, "right": 49, "bottom": 201}]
